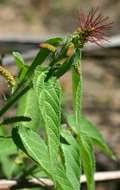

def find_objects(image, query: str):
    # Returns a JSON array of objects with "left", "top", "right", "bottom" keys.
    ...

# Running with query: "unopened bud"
[{"left": 39, "top": 43, "right": 56, "bottom": 53}]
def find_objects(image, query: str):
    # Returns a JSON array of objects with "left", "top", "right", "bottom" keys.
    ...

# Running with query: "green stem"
[
  {"left": 0, "top": 84, "right": 31, "bottom": 117},
  {"left": 72, "top": 49, "right": 83, "bottom": 126}
]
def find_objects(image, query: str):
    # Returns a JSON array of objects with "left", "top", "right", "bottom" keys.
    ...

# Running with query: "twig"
[{"left": 0, "top": 171, "right": 120, "bottom": 189}]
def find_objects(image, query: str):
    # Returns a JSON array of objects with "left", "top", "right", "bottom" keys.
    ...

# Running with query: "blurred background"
[
  {"left": 0, "top": 0, "right": 120, "bottom": 35},
  {"left": 0, "top": 0, "right": 120, "bottom": 190}
]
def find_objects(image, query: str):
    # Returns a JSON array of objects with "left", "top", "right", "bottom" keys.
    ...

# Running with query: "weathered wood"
[{"left": 0, "top": 171, "right": 120, "bottom": 189}]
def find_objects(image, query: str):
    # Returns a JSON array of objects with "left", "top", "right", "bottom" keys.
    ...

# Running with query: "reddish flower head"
[{"left": 78, "top": 8, "right": 112, "bottom": 45}]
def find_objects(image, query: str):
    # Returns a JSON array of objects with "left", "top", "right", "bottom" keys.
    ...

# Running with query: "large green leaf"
[
  {"left": 33, "top": 69, "right": 61, "bottom": 167},
  {"left": 54, "top": 164, "right": 74, "bottom": 190},
  {"left": 79, "top": 136, "right": 95, "bottom": 190},
  {"left": 61, "top": 130, "right": 81, "bottom": 190},
  {"left": 67, "top": 114, "right": 115, "bottom": 160},
  {"left": 72, "top": 49, "right": 83, "bottom": 128},
  {"left": 79, "top": 116, "right": 115, "bottom": 160},
  {"left": 17, "top": 88, "right": 40, "bottom": 130},
  {"left": 12, "top": 126, "right": 74, "bottom": 190},
  {"left": 12, "top": 126, "right": 52, "bottom": 176},
  {"left": 0, "top": 137, "right": 17, "bottom": 155}
]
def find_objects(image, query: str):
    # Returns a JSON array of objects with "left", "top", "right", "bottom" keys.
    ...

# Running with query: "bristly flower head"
[{"left": 77, "top": 8, "right": 112, "bottom": 46}]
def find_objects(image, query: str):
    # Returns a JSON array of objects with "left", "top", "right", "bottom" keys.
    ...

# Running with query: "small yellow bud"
[{"left": 39, "top": 43, "right": 56, "bottom": 53}]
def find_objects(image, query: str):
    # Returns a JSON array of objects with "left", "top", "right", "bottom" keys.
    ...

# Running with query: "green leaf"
[
  {"left": 30, "top": 167, "right": 48, "bottom": 178},
  {"left": 79, "top": 116, "right": 115, "bottom": 160},
  {"left": 61, "top": 130, "right": 81, "bottom": 190},
  {"left": 32, "top": 69, "right": 75, "bottom": 189},
  {"left": 17, "top": 88, "right": 40, "bottom": 130},
  {"left": 79, "top": 136, "right": 95, "bottom": 190},
  {"left": 13, "top": 52, "right": 25, "bottom": 68},
  {"left": 12, "top": 126, "right": 52, "bottom": 176},
  {"left": 13, "top": 126, "right": 74, "bottom": 190},
  {"left": 72, "top": 49, "right": 83, "bottom": 127},
  {"left": 0, "top": 156, "right": 17, "bottom": 178},
  {"left": 46, "top": 37, "right": 63, "bottom": 46},
  {"left": 0, "top": 137, "right": 17, "bottom": 155},
  {"left": 54, "top": 164, "right": 74, "bottom": 190},
  {"left": 13, "top": 51, "right": 28, "bottom": 81},
  {"left": 67, "top": 114, "right": 115, "bottom": 160},
  {"left": 0, "top": 124, "right": 7, "bottom": 135},
  {"left": 33, "top": 69, "right": 61, "bottom": 166},
  {"left": 66, "top": 114, "right": 77, "bottom": 134},
  {"left": 26, "top": 49, "right": 50, "bottom": 78}
]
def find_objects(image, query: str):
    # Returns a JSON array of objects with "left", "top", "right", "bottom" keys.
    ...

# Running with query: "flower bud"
[{"left": 39, "top": 43, "right": 56, "bottom": 53}]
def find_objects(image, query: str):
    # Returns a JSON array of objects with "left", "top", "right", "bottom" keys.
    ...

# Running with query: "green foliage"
[
  {"left": 61, "top": 129, "right": 81, "bottom": 190},
  {"left": 33, "top": 69, "right": 61, "bottom": 167},
  {"left": 0, "top": 156, "right": 17, "bottom": 179},
  {"left": 67, "top": 114, "right": 115, "bottom": 160},
  {"left": 67, "top": 119, "right": 95, "bottom": 190},
  {"left": 0, "top": 137, "right": 17, "bottom": 156},
  {"left": 0, "top": 34, "right": 115, "bottom": 190},
  {"left": 12, "top": 126, "right": 74, "bottom": 190},
  {"left": 67, "top": 113, "right": 115, "bottom": 190},
  {"left": 0, "top": 37, "right": 63, "bottom": 117},
  {"left": 79, "top": 136, "right": 95, "bottom": 190},
  {"left": 12, "top": 126, "right": 52, "bottom": 176},
  {"left": 17, "top": 89, "right": 40, "bottom": 130},
  {"left": 13, "top": 51, "right": 28, "bottom": 81},
  {"left": 79, "top": 116, "right": 116, "bottom": 160}
]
